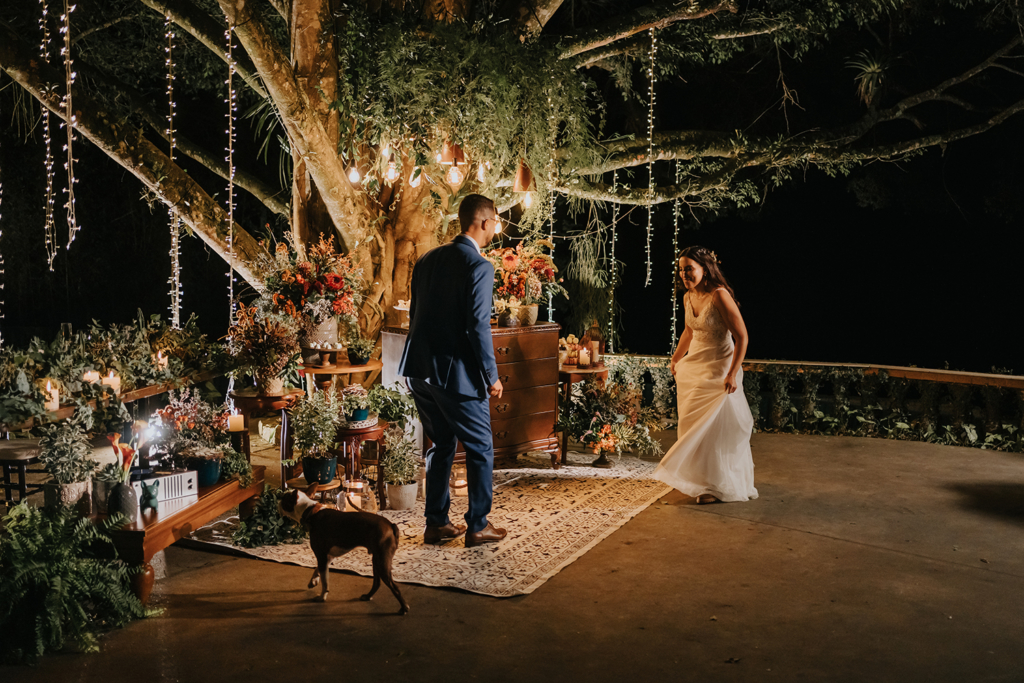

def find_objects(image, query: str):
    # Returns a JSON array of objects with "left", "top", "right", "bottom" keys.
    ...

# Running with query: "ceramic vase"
[
  {"left": 44, "top": 480, "right": 92, "bottom": 516},
  {"left": 256, "top": 375, "right": 285, "bottom": 396},
  {"left": 189, "top": 457, "right": 222, "bottom": 487},
  {"left": 347, "top": 350, "right": 370, "bottom": 366},
  {"left": 302, "top": 316, "right": 338, "bottom": 347},
  {"left": 346, "top": 408, "right": 370, "bottom": 422},
  {"left": 386, "top": 483, "right": 418, "bottom": 510},
  {"left": 497, "top": 309, "right": 521, "bottom": 328},
  {"left": 107, "top": 482, "right": 138, "bottom": 524},
  {"left": 301, "top": 456, "right": 338, "bottom": 485},
  {"left": 518, "top": 304, "right": 539, "bottom": 326}
]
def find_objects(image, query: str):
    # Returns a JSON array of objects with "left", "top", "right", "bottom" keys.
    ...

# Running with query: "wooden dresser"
[{"left": 382, "top": 323, "right": 561, "bottom": 468}]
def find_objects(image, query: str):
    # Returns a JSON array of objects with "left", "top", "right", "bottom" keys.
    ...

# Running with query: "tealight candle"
[
  {"left": 44, "top": 381, "right": 59, "bottom": 412},
  {"left": 228, "top": 413, "right": 245, "bottom": 432},
  {"left": 101, "top": 371, "right": 121, "bottom": 396},
  {"left": 83, "top": 370, "right": 100, "bottom": 384}
]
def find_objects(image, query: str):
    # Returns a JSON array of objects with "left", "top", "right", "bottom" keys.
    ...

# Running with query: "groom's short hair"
[{"left": 459, "top": 194, "right": 495, "bottom": 232}]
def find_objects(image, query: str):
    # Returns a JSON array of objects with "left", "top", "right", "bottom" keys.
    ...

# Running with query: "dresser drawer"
[
  {"left": 495, "top": 358, "right": 559, "bottom": 390},
  {"left": 491, "top": 411, "right": 556, "bottom": 449},
  {"left": 492, "top": 329, "right": 558, "bottom": 363},
  {"left": 489, "top": 384, "right": 557, "bottom": 420}
]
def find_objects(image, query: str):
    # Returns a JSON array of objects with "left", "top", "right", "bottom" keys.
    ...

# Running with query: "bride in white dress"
[{"left": 654, "top": 246, "right": 757, "bottom": 504}]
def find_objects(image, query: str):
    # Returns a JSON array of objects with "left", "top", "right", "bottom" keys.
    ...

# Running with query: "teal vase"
[
  {"left": 191, "top": 458, "right": 222, "bottom": 487},
  {"left": 302, "top": 456, "right": 338, "bottom": 485},
  {"left": 347, "top": 408, "right": 369, "bottom": 422}
]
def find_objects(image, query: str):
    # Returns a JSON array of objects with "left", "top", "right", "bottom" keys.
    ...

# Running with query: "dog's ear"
[
  {"left": 279, "top": 489, "right": 298, "bottom": 513},
  {"left": 305, "top": 482, "right": 320, "bottom": 498}
]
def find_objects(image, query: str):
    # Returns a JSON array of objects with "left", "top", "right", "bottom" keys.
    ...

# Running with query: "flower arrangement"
[
  {"left": 226, "top": 301, "right": 300, "bottom": 385},
  {"left": 261, "top": 234, "right": 364, "bottom": 335},
  {"left": 151, "top": 389, "right": 231, "bottom": 458},
  {"left": 347, "top": 334, "right": 375, "bottom": 360},
  {"left": 106, "top": 420, "right": 150, "bottom": 483},
  {"left": 484, "top": 238, "right": 567, "bottom": 307},
  {"left": 556, "top": 379, "right": 663, "bottom": 458}
]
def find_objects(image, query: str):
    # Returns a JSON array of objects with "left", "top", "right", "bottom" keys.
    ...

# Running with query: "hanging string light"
[
  {"left": 608, "top": 170, "right": 619, "bottom": 353},
  {"left": 644, "top": 27, "right": 657, "bottom": 287},
  {"left": 224, "top": 24, "right": 237, "bottom": 323},
  {"left": 165, "top": 12, "right": 182, "bottom": 328},
  {"left": 60, "top": 0, "right": 80, "bottom": 248},
  {"left": 670, "top": 159, "right": 681, "bottom": 352},
  {"left": 40, "top": 0, "right": 57, "bottom": 269},
  {"left": 0, "top": 139, "right": 5, "bottom": 346},
  {"left": 547, "top": 71, "right": 558, "bottom": 323}
]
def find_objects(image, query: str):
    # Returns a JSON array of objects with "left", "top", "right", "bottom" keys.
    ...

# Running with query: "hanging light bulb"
[
  {"left": 385, "top": 155, "right": 400, "bottom": 183},
  {"left": 381, "top": 142, "right": 390, "bottom": 158},
  {"left": 493, "top": 217, "right": 503, "bottom": 234},
  {"left": 409, "top": 167, "right": 421, "bottom": 187},
  {"left": 477, "top": 163, "right": 487, "bottom": 182},
  {"left": 446, "top": 159, "right": 464, "bottom": 186},
  {"left": 523, "top": 192, "right": 534, "bottom": 209},
  {"left": 435, "top": 151, "right": 443, "bottom": 163},
  {"left": 348, "top": 166, "right": 361, "bottom": 183}
]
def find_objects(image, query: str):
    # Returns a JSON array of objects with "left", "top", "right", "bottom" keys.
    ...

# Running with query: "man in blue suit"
[{"left": 398, "top": 194, "right": 507, "bottom": 547}]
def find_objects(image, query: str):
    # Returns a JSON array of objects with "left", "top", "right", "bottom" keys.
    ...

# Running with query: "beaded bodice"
[{"left": 684, "top": 290, "right": 731, "bottom": 346}]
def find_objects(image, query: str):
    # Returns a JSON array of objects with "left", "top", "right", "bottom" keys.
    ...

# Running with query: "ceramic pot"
[
  {"left": 256, "top": 375, "right": 285, "bottom": 396},
  {"left": 347, "top": 350, "right": 370, "bottom": 366},
  {"left": 107, "top": 482, "right": 138, "bottom": 524},
  {"left": 591, "top": 451, "right": 614, "bottom": 468},
  {"left": 346, "top": 408, "right": 370, "bottom": 422},
  {"left": 302, "top": 316, "right": 338, "bottom": 347},
  {"left": 518, "top": 304, "right": 539, "bottom": 326},
  {"left": 497, "top": 309, "right": 521, "bottom": 328},
  {"left": 93, "top": 478, "right": 117, "bottom": 514},
  {"left": 44, "top": 480, "right": 92, "bottom": 515},
  {"left": 301, "top": 456, "right": 338, "bottom": 485},
  {"left": 386, "top": 482, "right": 418, "bottom": 510},
  {"left": 189, "top": 457, "right": 222, "bottom": 487},
  {"left": 300, "top": 347, "right": 321, "bottom": 366}
]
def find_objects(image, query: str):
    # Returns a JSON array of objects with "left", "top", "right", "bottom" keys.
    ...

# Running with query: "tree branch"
[
  {"left": 559, "top": 0, "right": 737, "bottom": 60},
  {"left": 500, "top": 0, "right": 567, "bottom": 36},
  {"left": 0, "top": 24, "right": 269, "bottom": 286},
  {"left": 217, "top": 0, "right": 365, "bottom": 253},
  {"left": 72, "top": 14, "right": 145, "bottom": 44},
  {"left": 136, "top": 0, "right": 269, "bottom": 100}
]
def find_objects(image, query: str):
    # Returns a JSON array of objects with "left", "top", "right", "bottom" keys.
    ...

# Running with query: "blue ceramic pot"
[
  {"left": 301, "top": 456, "right": 338, "bottom": 485},
  {"left": 347, "top": 408, "right": 369, "bottom": 422},
  {"left": 190, "top": 458, "right": 222, "bottom": 487}
]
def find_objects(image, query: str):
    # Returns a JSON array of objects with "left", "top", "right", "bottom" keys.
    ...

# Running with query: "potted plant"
[
  {"left": 341, "top": 385, "right": 371, "bottom": 422},
  {"left": 105, "top": 421, "right": 148, "bottom": 523},
  {"left": 347, "top": 334, "right": 375, "bottom": 366},
  {"left": 37, "top": 409, "right": 97, "bottom": 515},
  {"left": 381, "top": 426, "right": 419, "bottom": 510},
  {"left": 368, "top": 383, "right": 418, "bottom": 430},
  {"left": 226, "top": 300, "right": 299, "bottom": 396},
  {"left": 556, "top": 379, "right": 664, "bottom": 468},
  {"left": 261, "top": 234, "right": 364, "bottom": 348},
  {"left": 289, "top": 391, "right": 340, "bottom": 485},
  {"left": 92, "top": 461, "right": 123, "bottom": 515},
  {"left": 484, "top": 238, "right": 567, "bottom": 326}
]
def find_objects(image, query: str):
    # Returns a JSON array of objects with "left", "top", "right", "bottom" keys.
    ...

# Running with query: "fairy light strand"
[
  {"left": 225, "top": 24, "right": 237, "bottom": 324},
  {"left": 165, "top": 12, "right": 181, "bottom": 328},
  {"left": 644, "top": 28, "right": 657, "bottom": 287},
  {"left": 670, "top": 159, "right": 681, "bottom": 352},
  {"left": 547, "top": 71, "right": 558, "bottom": 323},
  {"left": 0, "top": 139, "right": 5, "bottom": 346},
  {"left": 60, "top": 0, "right": 80, "bottom": 248},
  {"left": 40, "top": 0, "right": 57, "bottom": 269},
  {"left": 608, "top": 170, "right": 618, "bottom": 353}
]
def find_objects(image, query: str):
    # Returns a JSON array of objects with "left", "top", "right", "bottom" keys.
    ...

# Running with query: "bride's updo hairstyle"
[{"left": 677, "top": 245, "right": 738, "bottom": 304}]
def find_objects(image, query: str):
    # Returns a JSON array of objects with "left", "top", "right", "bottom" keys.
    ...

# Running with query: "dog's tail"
[{"left": 391, "top": 522, "right": 400, "bottom": 546}]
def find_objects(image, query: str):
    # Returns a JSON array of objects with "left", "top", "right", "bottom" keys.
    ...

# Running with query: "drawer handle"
[
  {"left": 495, "top": 403, "right": 509, "bottom": 413},
  {"left": 495, "top": 430, "right": 509, "bottom": 439},
  {"left": 499, "top": 375, "right": 509, "bottom": 383},
  {"left": 496, "top": 346, "right": 511, "bottom": 356}
]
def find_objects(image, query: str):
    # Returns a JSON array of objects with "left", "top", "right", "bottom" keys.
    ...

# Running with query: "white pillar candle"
[
  {"left": 83, "top": 370, "right": 100, "bottom": 384},
  {"left": 44, "top": 381, "right": 59, "bottom": 412},
  {"left": 228, "top": 413, "right": 245, "bottom": 432},
  {"left": 102, "top": 371, "right": 121, "bottom": 396},
  {"left": 579, "top": 347, "right": 591, "bottom": 367}
]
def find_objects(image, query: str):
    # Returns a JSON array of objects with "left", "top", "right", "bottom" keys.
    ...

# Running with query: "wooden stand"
[
  {"left": 557, "top": 365, "right": 610, "bottom": 466},
  {"left": 228, "top": 388, "right": 303, "bottom": 476}
]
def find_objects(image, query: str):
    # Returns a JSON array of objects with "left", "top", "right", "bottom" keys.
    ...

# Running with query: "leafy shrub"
[
  {"left": 232, "top": 486, "right": 306, "bottom": 548},
  {"left": 37, "top": 408, "right": 97, "bottom": 485}
]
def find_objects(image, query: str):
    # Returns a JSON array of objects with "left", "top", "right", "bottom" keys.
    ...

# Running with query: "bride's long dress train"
[{"left": 654, "top": 292, "right": 758, "bottom": 502}]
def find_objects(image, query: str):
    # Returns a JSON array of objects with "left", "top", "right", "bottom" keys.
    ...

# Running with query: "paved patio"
[{"left": 5, "top": 432, "right": 1023, "bottom": 682}]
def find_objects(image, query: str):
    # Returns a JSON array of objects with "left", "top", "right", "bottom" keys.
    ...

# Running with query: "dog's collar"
[{"left": 299, "top": 502, "right": 323, "bottom": 529}]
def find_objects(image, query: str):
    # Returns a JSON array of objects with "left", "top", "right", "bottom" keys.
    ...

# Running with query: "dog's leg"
[
  {"left": 361, "top": 568, "right": 381, "bottom": 602},
  {"left": 317, "top": 556, "right": 332, "bottom": 602},
  {"left": 308, "top": 567, "right": 321, "bottom": 589},
  {"left": 375, "top": 543, "right": 410, "bottom": 615}
]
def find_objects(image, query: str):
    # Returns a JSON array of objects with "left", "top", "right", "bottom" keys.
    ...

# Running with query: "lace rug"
[{"left": 186, "top": 453, "right": 670, "bottom": 597}]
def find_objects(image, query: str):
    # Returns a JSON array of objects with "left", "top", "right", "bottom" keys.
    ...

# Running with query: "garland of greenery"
[
  {"left": 0, "top": 504, "right": 157, "bottom": 664},
  {"left": 231, "top": 486, "right": 307, "bottom": 549}
]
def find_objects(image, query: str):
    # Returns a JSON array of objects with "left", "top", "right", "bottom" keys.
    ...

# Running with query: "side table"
[
  {"left": 229, "top": 388, "right": 303, "bottom": 486},
  {"left": 328, "top": 420, "right": 389, "bottom": 509},
  {"left": 557, "top": 365, "right": 610, "bottom": 466},
  {"left": 299, "top": 359, "right": 383, "bottom": 395}
]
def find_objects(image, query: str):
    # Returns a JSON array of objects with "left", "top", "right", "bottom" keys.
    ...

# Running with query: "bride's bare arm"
[
  {"left": 715, "top": 289, "right": 748, "bottom": 394},
  {"left": 671, "top": 327, "right": 694, "bottom": 366}
]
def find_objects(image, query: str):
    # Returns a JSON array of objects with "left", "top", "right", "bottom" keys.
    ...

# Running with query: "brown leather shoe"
[
  {"left": 424, "top": 522, "right": 467, "bottom": 544},
  {"left": 465, "top": 523, "right": 507, "bottom": 547}
]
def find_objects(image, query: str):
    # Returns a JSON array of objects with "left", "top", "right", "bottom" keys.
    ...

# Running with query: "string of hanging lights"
[
  {"left": 60, "top": 0, "right": 80, "bottom": 248},
  {"left": 547, "top": 71, "right": 557, "bottom": 323},
  {"left": 0, "top": 139, "right": 5, "bottom": 346},
  {"left": 40, "top": 0, "right": 57, "bottom": 270},
  {"left": 165, "top": 12, "right": 182, "bottom": 328},
  {"left": 224, "top": 24, "right": 237, "bottom": 324},
  {"left": 608, "top": 169, "right": 618, "bottom": 353},
  {"left": 670, "top": 159, "right": 681, "bottom": 351},
  {"left": 644, "top": 28, "right": 657, "bottom": 287}
]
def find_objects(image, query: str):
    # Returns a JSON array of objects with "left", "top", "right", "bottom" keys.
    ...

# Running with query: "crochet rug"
[{"left": 186, "top": 453, "right": 670, "bottom": 597}]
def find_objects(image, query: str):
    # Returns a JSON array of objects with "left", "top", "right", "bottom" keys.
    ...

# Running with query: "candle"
[
  {"left": 228, "top": 413, "right": 245, "bottom": 432},
  {"left": 101, "top": 370, "right": 121, "bottom": 396},
  {"left": 579, "top": 347, "right": 591, "bottom": 368},
  {"left": 44, "top": 381, "right": 59, "bottom": 412},
  {"left": 591, "top": 340, "right": 601, "bottom": 366},
  {"left": 453, "top": 479, "right": 469, "bottom": 497},
  {"left": 156, "top": 350, "right": 169, "bottom": 370},
  {"left": 83, "top": 370, "right": 100, "bottom": 384}
]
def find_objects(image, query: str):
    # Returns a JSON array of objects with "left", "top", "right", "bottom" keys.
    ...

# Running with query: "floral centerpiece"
[
  {"left": 226, "top": 301, "right": 299, "bottom": 396},
  {"left": 555, "top": 379, "right": 663, "bottom": 468},
  {"left": 261, "top": 234, "right": 364, "bottom": 342},
  {"left": 484, "top": 238, "right": 566, "bottom": 326}
]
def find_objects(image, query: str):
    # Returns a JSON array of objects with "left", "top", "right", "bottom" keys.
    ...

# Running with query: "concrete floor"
[{"left": 5, "top": 433, "right": 1023, "bottom": 682}]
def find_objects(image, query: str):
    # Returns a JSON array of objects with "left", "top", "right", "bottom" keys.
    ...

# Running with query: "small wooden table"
[
  {"left": 557, "top": 364, "right": 610, "bottom": 466},
  {"left": 329, "top": 420, "right": 389, "bottom": 509},
  {"left": 299, "top": 359, "right": 383, "bottom": 394},
  {"left": 229, "top": 387, "right": 304, "bottom": 464}
]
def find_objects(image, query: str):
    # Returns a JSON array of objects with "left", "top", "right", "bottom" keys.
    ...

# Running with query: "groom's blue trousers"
[{"left": 408, "top": 378, "right": 493, "bottom": 534}]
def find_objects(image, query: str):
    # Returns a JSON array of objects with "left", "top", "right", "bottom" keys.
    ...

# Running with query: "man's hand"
[{"left": 489, "top": 379, "right": 504, "bottom": 399}]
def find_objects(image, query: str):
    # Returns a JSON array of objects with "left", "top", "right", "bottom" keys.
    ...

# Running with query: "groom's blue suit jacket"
[{"left": 398, "top": 234, "right": 499, "bottom": 399}]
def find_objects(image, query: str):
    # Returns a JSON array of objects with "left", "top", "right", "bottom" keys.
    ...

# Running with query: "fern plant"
[{"left": 0, "top": 504, "right": 156, "bottom": 664}]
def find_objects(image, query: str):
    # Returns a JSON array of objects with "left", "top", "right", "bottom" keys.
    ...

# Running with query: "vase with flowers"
[
  {"left": 261, "top": 234, "right": 364, "bottom": 355},
  {"left": 555, "top": 379, "right": 663, "bottom": 468},
  {"left": 105, "top": 420, "right": 150, "bottom": 523},
  {"left": 484, "top": 238, "right": 567, "bottom": 326},
  {"left": 227, "top": 301, "right": 299, "bottom": 396}
]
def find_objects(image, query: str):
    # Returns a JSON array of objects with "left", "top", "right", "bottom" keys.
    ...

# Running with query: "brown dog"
[{"left": 278, "top": 483, "right": 409, "bottom": 615}]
